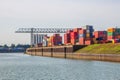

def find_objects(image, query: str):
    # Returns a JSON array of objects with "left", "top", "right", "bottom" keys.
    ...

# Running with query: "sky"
[{"left": 0, "top": 0, "right": 120, "bottom": 45}]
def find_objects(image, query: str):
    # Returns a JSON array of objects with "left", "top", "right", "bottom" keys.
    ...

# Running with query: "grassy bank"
[{"left": 76, "top": 43, "right": 120, "bottom": 54}]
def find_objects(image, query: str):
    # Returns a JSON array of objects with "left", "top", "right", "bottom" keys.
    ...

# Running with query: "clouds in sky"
[{"left": 0, "top": 0, "right": 120, "bottom": 45}]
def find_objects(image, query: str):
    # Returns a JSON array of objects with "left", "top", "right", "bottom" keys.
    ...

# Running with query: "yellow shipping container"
[
  {"left": 86, "top": 33, "right": 90, "bottom": 38},
  {"left": 107, "top": 28, "right": 115, "bottom": 32}
]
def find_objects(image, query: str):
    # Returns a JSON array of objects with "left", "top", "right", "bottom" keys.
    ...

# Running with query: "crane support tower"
[{"left": 15, "top": 28, "right": 73, "bottom": 46}]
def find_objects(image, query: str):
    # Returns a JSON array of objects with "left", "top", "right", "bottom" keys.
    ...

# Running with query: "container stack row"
[
  {"left": 93, "top": 31, "right": 107, "bottom": 44},
  {"left": 107, "top": 28, "right": 115, "bottom": 40},
  {"left": 35, "top": 26, "right": 120, "bottom": 47},
  {"left": 48, "top": 34, "right": 62, "bottom": 46},
  {"left": 64, "top": 25, "right": 95, "bottom": 45},
  {"left": 83, "top": 25, "right": 94, "bottom": 45},
  {"left": 107, "top": 28, "right": 120, "bottom": 43}
]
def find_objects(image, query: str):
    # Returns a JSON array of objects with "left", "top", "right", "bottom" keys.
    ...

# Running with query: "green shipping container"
[
  {"left": 107, "top": 32, "right": 115, "bottom": 36},
  {"left": 115, "top": 29, "right": 120, "bottom": 34}
]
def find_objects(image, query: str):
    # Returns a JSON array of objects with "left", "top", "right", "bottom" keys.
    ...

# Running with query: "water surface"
[{"left": 0, "top": 53, "right": 120, "bottom": 80}]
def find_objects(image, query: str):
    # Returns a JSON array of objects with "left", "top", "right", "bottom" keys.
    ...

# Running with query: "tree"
[
  {"left": 10, "top": 44, "right": 16, "bottom": 48},
  {"left": 3, "top": 44, "right": 8, "bottom": 48}
]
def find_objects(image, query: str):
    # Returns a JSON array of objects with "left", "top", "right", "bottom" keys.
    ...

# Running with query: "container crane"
[{"left": 15, "top": 28, "right": 73, "bottom": 46}]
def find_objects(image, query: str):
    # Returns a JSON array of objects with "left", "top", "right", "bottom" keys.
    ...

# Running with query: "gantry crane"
[{"left": 15, "top": 28, "right": 73, "bottom": 46}]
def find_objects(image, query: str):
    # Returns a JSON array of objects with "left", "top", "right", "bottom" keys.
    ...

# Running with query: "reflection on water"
[{"left": 0, "top": 53, "right": 120, "bottom": 80}]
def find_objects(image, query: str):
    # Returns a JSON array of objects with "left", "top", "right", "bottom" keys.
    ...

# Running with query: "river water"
[{"left": 0, "top": 53, "right": 120, "bottom": 80}]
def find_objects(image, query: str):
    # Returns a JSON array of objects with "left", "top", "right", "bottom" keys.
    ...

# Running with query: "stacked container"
[
  {"left": 70, "top": 32, "right": 78, "bottom": 45},
  {"left": 64, "top": 33, "right": 71, "bottom": 45},
  {"left": 83, "top": 25, "right": 94, "bottom": 45},
  {"left": 115, "top": 28, "right": 120, "bottom": 39},
  {"left": 69, "top": 28, "right": 81, "bottom": 45},
  {"left": 73, "top": 28, "right": 82, "bottom": 43},
  {"left": 107, "top": 28, "right": 115, "bottom": 40},
  {"left": 79, "top": 29, "right": 86, "bottom": 45},
  {"left": 94, "top": 31, "right": 107, "bottom": 43},
  {"left": 48, "top": 34, "right": 62, "bottom": 46}
]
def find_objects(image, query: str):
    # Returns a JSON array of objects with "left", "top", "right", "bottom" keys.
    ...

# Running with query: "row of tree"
[
  {"left": 0, "top": 44, "right": 30, "bottom": 49},
  {"left": 0, "top": 44, "right": 31, "bottom": 53}
]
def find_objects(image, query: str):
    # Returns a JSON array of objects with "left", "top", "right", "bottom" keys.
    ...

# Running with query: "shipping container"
[
  {"left": 53, "top": 34, "right": 60, "bottom": 37},
  {"left": 86, "top": 33, "right": 90, "bottom": 38},
  {"left": 64, "top": 33, "right": 71, "bottom": 44},
  {"left": 96, "top": 37, "right": 103, "bottom": 41},
  {"left": 48, "top": 34, "right": 62, "bottom": 46},
  {"left": 108, "top": 32, "right": 115, "bottom": 36},
  {"left": 107, "top": 28, "right": 115, "bottom": 32},
  {"left": 115, "top": 28, "right": 120, "bottom": 34},
  {"left": 116, "top": 35, "right": 120, "bottom": 39},
  {"left": 108, "top": 36, "right": 115, "bottom": 40},
  {"left": 79, "top": 34, "right": 85, "bottom": 38},
  {"left": 93, "top": 38, "right": 98, "bottom": 44},
  {"left": 85, "top": 40, "right": 93, "bottom": 45},
  {"left": 79, "top": 38, "right": 85, "bottom": 45},
  {"left": 71, "top": 39, "right": 75, "bottom": 45},
  {"left": 86, "top": 29, "right": 94, "bottom": 33},
  {"left": 79, "top": 29, "right": 86, "bottom": 34},
  {"left": 83, "top": 25, "right": 93, "bottom": 30},
  {"left": 73, "top": 28, "right": 82, "bottom": 33},
  {"left": 70, "top": 32, "right": 78, "bottom": 39},
  {"left": 94, "top": 31, "right": 107, "bottom": 40},
  {"left": 85, "top": 38, "right": 93, "bottom": 41},
  {"left": 66, "top": 30, "right": 73, "bottom": 33}
]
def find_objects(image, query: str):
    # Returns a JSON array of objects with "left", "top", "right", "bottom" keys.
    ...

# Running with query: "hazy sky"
[{"left": 0, "top": 0, "right": 120, "bottom": 45}]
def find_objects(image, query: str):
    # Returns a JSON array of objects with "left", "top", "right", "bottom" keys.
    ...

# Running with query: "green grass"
[{"left": 76, "top": 43, "right": 120, "bottom": 54}]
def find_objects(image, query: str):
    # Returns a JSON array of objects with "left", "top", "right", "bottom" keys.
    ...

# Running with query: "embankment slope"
[{"left": 76, "top": 43, "right": 120, "bottom": 54}]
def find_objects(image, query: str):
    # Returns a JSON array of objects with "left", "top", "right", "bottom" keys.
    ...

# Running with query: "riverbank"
[
  {"left": 26, "top": 44, "right": 120, "bottom": 62},
  {"left": 26, "top": 52, "right": 120, "bottom": 62},
  {"left": 76, "top": 43, "right": 120, "bottom": 54}
]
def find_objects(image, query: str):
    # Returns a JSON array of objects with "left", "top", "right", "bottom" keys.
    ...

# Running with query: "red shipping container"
[
  {"left": 71, "top": 39, "right": 75, "bottom": 45},
  {"left": 73, "top": 28, "right": 82, "bottom": 33},
  {"left": 79, "top": 38, "right": 85, "bottom": 45},
  {"left": 53, "top": 34, "right": 60, "bottom": 37},
  {"left": 64, "top": 40, "right": 70, "bottom": 44},
  {"left": 64, "top": 34, "right": 71, "bottom": 44},
  {"left": 64, "top": 33, "right": 70, "bottom": 39},
  {"left": 66, "top": 30, "right": 73, "bottom": 33},
  {"left": 99, "top": 31, "right": 103, "bottom": 35},
  {"left": 94, "top": 31, "right": 99, "bottom": 38},
  {"left": 79, "top": 29, "right": 86, "bottom": 34},
  {"left": 94, "top": 31, "right": 107, "bottom": 39},
  {"left": 85, "top": 38, "right": 93, "bottom": 41},
  {"left": 108, "top": 36, "right": 115, "bottom": 40},
  {"left": 70, "top": 32, "right": 78, "bottom": 39},
  {"left": 85, "top": 40, "right": 92, "bottom": 45}
]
